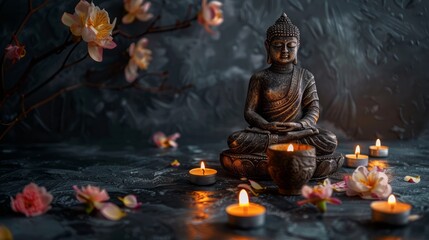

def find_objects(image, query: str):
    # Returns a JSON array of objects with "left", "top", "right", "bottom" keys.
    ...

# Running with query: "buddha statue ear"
[{"left": 264, "top": 40, "right": 272, "bottom": 64}]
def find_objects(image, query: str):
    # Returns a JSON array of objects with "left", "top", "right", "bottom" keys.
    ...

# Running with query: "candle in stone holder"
[
  {"left": 369, "top": 139, "right": 389, "bottom": 157},
  {"left": 267, "top": 143, "right": 316, "bottom": 195},
  {"left": 226, "top": 189, "right": 266, "bottom": 228},
  {"left": 345, "top": 145, "right": 368, "bottom": 168},
  {"left": 371, "top": 194, "right": 412, "bottom": 225},
  {"left": 189, "top": 161, "right": 217, "bottom": 185}
]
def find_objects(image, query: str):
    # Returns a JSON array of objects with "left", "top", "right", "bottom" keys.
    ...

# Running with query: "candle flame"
[
  {"left": 376, "top": 139, "right": 381, "bottom": 147},
  {"left": 287, "top": 144, "right": 294, "bottom": 152},
  {"left": 388, "top": 194, "right": 396, "bottom": 211},
  {"left": 238, "top": 189, "right": 249, "bottom": 207},
  {"left": 388, "top": 194, "right": 396, "bottom": 205},
  {"left": 200, "top": 161, "right": 206, "bottom": 175},
  {"left": 355, "top": 145, "right": 360, "bottom": 158}
]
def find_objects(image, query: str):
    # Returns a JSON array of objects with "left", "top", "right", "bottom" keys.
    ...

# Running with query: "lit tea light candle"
[
  {"left": 189, "top": 161, "right": 217, "bottom": 185},
  {"left": 371, "top": 194, "right": 412, "bottom": 225},
  {"left": 345, "top": 145, "right": 368, "bottom": 168},
  {"left": 226, "top": 189, "right": 266, "bottom": 228},
  {"left": 369, "top": 139, "right": 389, "bottom": 157}
]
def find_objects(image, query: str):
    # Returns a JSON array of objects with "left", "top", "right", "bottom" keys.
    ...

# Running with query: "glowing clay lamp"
[
  {"left": 226, "top": 189, "right": 266, "bottom": 229},
  {"left": 369, "top": 139, "right": 389, "bottom": 157},
  {"left": 345, "top": 145, "right": 368, "bottom": 168},
  {"left": 189, "top": 161, "right": 217, "bottom": 185},
  {"left": 371, "top": 194, "right": 412, "bottom": 225}
]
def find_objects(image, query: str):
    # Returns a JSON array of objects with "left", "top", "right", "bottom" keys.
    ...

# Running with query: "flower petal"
[
  {"left": 122, "top": 13, "right": 136, "bottom": 24},
  {"left": 249, "top": 180, "right": 266, "bottom": 191},
  {"left": 99, "top": 203, "right": 126, "bottom": 220},
  {"left": 301, "top": 185, "right": 313, "bottom": 198},
  {"left": 119, "top": 195, "right": 142, "bottom": 209},
  {"left": 168, "top": 140, "right": 178, "bottom": 148},
  {"left": 237, "top": 184, "right": 258, "bottom": 196},
  {"left": 404, "top": 175, "right": 420, "bottom": 183},
  {"left": 152, "top": 132, "right": 167, "bottom": 148},
  {"left": 168, "top": 133, "right": 181, "bottom": 141},
  {"left": 136, "top": 13, "right": 153, "bottom": 22},
  {"left": 61, "top": 13, "right": 79, "bottom": 27},
  {"left": 125, "top": 61, "right": 138, "bottom": 83},
  {"left": 327, "top": 197, "right": 342, "bottom": 205},
  {"left": 170, "top": 159, "right": 180, "bottom": 167},
  {"left": 99, "top": 39, "right": 117, "bottom": 49},
  {"left": 88, "top": 44, "right": 103, "bottom": 62},
  {"left": 75, "top": 0, "right": 90, "bottom": 15},
  {"left": 331, "top": 180, "right": 347, "bottom": 192}
]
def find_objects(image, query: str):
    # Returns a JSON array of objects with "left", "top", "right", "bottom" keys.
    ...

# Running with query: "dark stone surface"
[{"left": 1, "top": 139, "right": 428, "bottom": 239}]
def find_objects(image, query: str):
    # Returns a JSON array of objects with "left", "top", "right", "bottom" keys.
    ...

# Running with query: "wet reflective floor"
[{"left": 0, "top": 140, "right": 428, "bottom": 239}]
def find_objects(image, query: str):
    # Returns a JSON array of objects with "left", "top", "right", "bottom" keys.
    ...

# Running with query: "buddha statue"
[{"left": 220, "top": 13, "right": 344, "bottom": 179}]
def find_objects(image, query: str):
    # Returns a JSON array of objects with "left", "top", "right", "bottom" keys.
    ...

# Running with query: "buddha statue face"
[{"left": 266, "top": 36, "right": 298, "bottom": 65}]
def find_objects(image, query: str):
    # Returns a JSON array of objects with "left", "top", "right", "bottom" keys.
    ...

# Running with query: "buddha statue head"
[{"left": 265, "top": 13, "right": 300, "bottom": 65}]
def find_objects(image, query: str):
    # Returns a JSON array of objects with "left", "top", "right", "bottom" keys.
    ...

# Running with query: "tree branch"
[{"left": 24, "top": 41, "right": 83, "bottom": 98}]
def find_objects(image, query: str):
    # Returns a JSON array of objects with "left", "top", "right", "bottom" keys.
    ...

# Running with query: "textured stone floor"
[{"left": 0, "top": 140, "right": 428, "bottom": 240}]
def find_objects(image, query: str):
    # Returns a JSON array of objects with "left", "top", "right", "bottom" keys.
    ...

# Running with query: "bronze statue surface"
[{"left": 220, "top": 13, "right": 344, "bottom": 180}]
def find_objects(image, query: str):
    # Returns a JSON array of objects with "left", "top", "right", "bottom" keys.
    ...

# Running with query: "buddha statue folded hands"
[{"left": 220, "top": 13, "right": 344, "bottom": 179}]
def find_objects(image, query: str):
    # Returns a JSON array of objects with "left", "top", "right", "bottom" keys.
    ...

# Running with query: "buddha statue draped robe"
[{"left": 228, "top": 66, "right": 337, "bottom": 156}]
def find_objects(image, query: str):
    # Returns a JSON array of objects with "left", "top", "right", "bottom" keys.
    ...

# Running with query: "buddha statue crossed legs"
[{"left": 220, "top": 13, "right": 344, "bottom": 179}]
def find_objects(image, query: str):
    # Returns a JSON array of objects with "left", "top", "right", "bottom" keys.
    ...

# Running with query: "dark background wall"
[{"left": 1, "top": 0, "right": 429, "bottom": 144}]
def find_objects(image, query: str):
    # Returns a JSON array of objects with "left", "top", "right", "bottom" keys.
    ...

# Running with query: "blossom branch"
[
  {"left": 0, "top": 0, "right": 49, "bottom": 97},
  {"left": 0, "top": 36, "right": 74, "bottom": 108},
  {"left": 0, "top": 83, "right": 82, "bottom": 140},
  {"left": 24, "top": 41, "right": 84, "bottom": 98},
  {"left": 15, "top": 0, "right": 50, "bottom": 37},
  {"left": 0, "top": 75, "right": 192, "bottom": 140},
  {"left": 114, "top": 3, "right": 198, "bottom": 39}
]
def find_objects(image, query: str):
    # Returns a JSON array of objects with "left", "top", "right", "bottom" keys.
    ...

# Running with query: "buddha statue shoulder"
[{"left": 220, "top": 13, "right": 344, "bottom": 179}]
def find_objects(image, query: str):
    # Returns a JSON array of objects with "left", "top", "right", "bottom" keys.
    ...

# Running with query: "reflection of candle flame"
[
  {"left": 200, "top": 161, "right": 206, "bottom": 175},
  {"left": 191, "top": 191, "right": 212, "bottom": 221},
  {"left": 388, "top": 194, "right": 396, "bottom": 211},
  {"left": 287, "top": 144, "right": 294, "bottom": 152},
  {"left": 355, "top": 145, "right": 360, "bottom": 158},
  {"left": 369, "top": 160, "right": 389, "bottom": 172}
]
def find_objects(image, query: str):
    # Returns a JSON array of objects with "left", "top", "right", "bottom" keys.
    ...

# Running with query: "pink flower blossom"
[
  {"left": 297, "top": 179, "right": 341, "bottom": 212},
  {"left": 5, "top": 44, "right": 26, "bottom": 63},
  {"left": 197, "top": 0, "right": 224, "bottom": 34},
  {"left": 152, "top": 131, "right": 180, "bottom": 149},
  {"left": 122, "top": 0, "right": 153, "bottom": 24},
  {"left": 346, "top": 166, "right": 392, "bottom": 199},
  {"left": 10, "top": 183, "right": 53, "bottom": 217},
  {"left": 62, "top": 0, "right": 117, "bottom": 62},
  {"left": 5, "top": 36, "right": 26, "bottom": 64},
  {"left": 73, "top": 185, "right": 109, "bottom": 211},
  {"left": 331, "top": 176, "right": 350, "bottom": 192},
  {"left": 118, "top": 194, "right": 142, "bottom": 209},
  {"left": 124, "top": 38, "right": 152, "bottom": 82}
]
